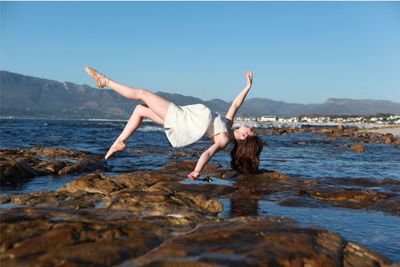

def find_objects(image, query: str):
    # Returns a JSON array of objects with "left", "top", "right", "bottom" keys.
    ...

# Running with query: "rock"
[
  {"left": 163, "top": 161, "right": 222, "bottom": 177},
  {"left": 344, "top": 242, "right": 390, "bottom": 267},
  {"left": 278, "top": 196, "right": 329, "bottom": 208},
  {"left": 125, "top": 217, "right": 390, "bottom": 267},
  {"left": 173, "top": 191, "right": 223, "bottom": 214},
  {"left": 58, "top": 173, "right": 124, "bottom": 194},
  {"left": 369, "top": 196, "right": 400, "bottom": 215},
  {"left": 383, "top": 134, "right": 394, "bottom": 144},
  {"left": 58, "top": 155, "right": 108, "bottom": 175},
  {"left": 1, "top": 162, "right": 399, "bottom": 266},
  {"left": 37, "top": 160, "right": 69, "bottom": 174},
  {"left": 278, "top": 128, "right": 288, "bottom": 135},
  {"left": 0, "top": 148, "right": 109, "bottom": 186},
  {"left": 27, "top": 147, "right": 84, "bottom": 158},
  {"left": 351, "top": 143, "right": 365, "bottom": 153},
  {"left": 0, "top": 160, "right": 37, "bottom": 186},
  {"left": 301, "top": 187, "right": 390, "bottom": 209},
  {"left": 0, "top": 207, "right": 168, "bottom": 267},
  {"left": 320, "top": 128, "right": 335, "bottom": 135},
  {"left": 292, "top": 141, "right": 308, "bottom": 145}
]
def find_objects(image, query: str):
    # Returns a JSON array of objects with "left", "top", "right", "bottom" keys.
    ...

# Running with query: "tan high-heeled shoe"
[{"left": 85, "top": 67, "right": 110, "bottom": 88}]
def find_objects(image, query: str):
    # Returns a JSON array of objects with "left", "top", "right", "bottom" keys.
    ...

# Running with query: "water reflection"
[
  {"left": 219, "top": 198, "right": 400, "bottom": 262},
  {"left": 230, "top": 197, "right": 259, "bottom": 216}
]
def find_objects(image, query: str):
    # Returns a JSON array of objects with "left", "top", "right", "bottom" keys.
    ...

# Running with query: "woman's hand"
[
  {"left": 245, "top": 71, "right": 253, "bottom": 87},
  {"left": 188, "top": 171, "right": 200, "bottom": 180}
]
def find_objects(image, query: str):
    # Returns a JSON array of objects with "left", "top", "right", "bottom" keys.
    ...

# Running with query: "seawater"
[{"left": 1, "top": 118, "right": 399, "bottom": 262}]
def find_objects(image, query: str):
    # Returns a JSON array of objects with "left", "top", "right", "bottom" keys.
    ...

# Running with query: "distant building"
[{"left": 259, "top": 116, "right": 277, "bottom": 122}]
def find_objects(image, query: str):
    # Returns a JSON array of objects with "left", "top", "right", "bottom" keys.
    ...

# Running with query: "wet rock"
[
  {"left": 124, "top": 217, "right": 390, "bottom": 267},
  {"left": 383, "top": 134, "right": 394, "bottom": 144},
  {"left": 0, "top": 160, "right": 38, "bottom": 186},
  {"left": 58, "top": 173, "right": 124, "bottom": 194},
  {"left": 58, "top": 155, "right": 108, "bottom": 175},
  {"left": 163, "top": 161, "right": 223, "bottom": 177},
  {"left": 0, "top": 207, "right": 168, "bottom": 267},
  {"left": 28, "top": 147, "right": 87, "bottom": 158},
  {"left": 8, "top": 191, "right": 103, "bottom": 210},
  {"left": 1, "top": 162, "right": 398, "bottom": 266},
  {"left": 105, "top": 184, "right": 223, "bottom": 217},
  {"left": 320, "top": 128, "right": 335, "bottom": 135},
  {"left": 256, "top": 169, "right": 289, "bottom": 180},
  {"left": 351, "top": 143, "right": 365, "bottom": 153},
  {"left": 0, "top": 148, "right": 109, "bottom": 186},
  {"left": 344, "top": 242, "right": 390, "bottom": 267},
  {"left": 292, "top": 141, "right": 308, "bottom": 145},
  {"left": 300, "top": 188, "right": 391, "bottom": 210},
  {"left": 278, "top": 196, "right": 330, "bottom": 208},
  {"left": 330, "top": 177, "right": 400, "bottom": 188},
  {"left": 168, "top": 182, "right": 236, "bottom": 198},
  {"left": 0, "top": 195, "right": 11, "bottom": 204},
  {"left": 226, "top": 172, "right": 400, "bottom": 216},
  {"left": 173, "top": 191, "right": 223, "bottom": 214},
  {"left": 369, "top": 196, "right": 400, "bottom": 215},
  {"left": 37, "top": 160, "right": 69, "bottom": 174}
]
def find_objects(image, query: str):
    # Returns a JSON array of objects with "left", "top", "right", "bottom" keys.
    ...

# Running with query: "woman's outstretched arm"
[
  {"left": 225, "top": 71, "right": 253, "bottom": 122},
  {"left": 188, "top": 141, "right": 228, "bottom": 179}
]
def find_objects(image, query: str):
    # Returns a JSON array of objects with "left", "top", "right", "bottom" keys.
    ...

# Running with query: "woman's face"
[{"left": 237, "top": 125, "right": 256, "bottom": 140}]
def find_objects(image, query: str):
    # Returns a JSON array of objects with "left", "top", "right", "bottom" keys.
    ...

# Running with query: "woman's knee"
[
  {"left": 132, "top": 104, "right": 146, "bottom": 115},
  {"left": 137, "top": 89, "right": 152, "bottom": 100}
]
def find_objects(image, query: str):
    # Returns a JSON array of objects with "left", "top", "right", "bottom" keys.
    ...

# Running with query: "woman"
[{"left": 85, "top": 67, "right": 263, "bottom": 179}]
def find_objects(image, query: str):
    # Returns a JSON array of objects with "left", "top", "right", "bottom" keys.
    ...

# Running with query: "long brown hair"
[{"left": 230, "top": 135, "right": 263, "bottom": 175}]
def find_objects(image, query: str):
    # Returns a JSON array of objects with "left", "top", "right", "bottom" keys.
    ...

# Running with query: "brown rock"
[
  {"left": 351, "top": 143, "right": 365, "bottom": 153},
  {"left": 58, "top": 173, "right": 123, "bottom": 194},
  {"left": 28, "top": 147, "right": 86, "bottom": 158},
  {"left": 383, "top": 134, "right": 394, "bottom": 144},
  {"left": 58, "top": 155, "right": 108, "bottom": 175},
  {"left": 0, "top": 160, "right": 37, "bottom": 186},
  {"left": 344, "top": 242, "right": 389, "bottom": 267},
  {"left": 0, "top": 207, "right": 168, "bottom": 267},
  {"left": 127, "top": 217, "right": 389, "bottom": 267},
  {"left": 38, "top": 160, "right": 69, "bottom": 174},
  {"left": 292, "top": 141, "right": 308, "bottom": 145},
  {"left": 163, "top": 161, "right": 222, "bottom": 177},
  {"left": 370, "top": 196, "right": 400, "bottom": 215},
  {"left": 0, "top": 148, "right": 108, "bottom": 186}
]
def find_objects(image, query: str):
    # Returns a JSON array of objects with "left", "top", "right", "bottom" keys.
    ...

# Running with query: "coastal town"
[{"left": 238, "top": 114, "right": 400, "bottom": 126}]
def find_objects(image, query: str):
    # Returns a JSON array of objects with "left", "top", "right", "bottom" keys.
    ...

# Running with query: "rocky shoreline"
[{"left": 1, "top": 126, "right": 399, "bottom": 266}]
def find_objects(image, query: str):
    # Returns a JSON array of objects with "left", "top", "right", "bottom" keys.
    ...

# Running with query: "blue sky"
[{"left": 1, "top": 2, "right": 400, "bottom": 104}]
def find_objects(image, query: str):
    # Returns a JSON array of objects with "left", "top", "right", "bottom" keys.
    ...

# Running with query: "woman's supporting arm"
[
  {"left": 225, "top": 71, "right": 253, "bottom": 122},
  {"left": 187, "top": 141, "right": 227, "bottom": 179}
]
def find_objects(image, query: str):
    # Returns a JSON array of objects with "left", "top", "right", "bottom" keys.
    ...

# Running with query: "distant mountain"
[{"left": 1, "top": 70, "right": 399, "bottom": 119}]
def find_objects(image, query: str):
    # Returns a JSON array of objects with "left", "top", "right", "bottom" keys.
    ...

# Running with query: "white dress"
[{"left": 164, "top": 103, "right": 229, "bottom": 147}]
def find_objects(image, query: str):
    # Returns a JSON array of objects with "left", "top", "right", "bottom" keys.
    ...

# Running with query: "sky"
[{"left": 1, "top": 1, "right": 400, "bottom": 104}]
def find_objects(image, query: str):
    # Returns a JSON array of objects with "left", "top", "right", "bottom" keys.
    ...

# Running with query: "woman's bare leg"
[
  {"left": 85, "top": 67, "right": 171, "bottom": 120},
  {"left": 107, "top": 80, "right": 171, "bottom": 120},
  {"left": 105, "top": 105, "right": 164, "bottom": 159}
]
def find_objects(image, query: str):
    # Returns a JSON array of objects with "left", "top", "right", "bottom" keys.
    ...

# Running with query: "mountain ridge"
[{"left": 1, "top": 70, "right": 399, "bottom": 119}]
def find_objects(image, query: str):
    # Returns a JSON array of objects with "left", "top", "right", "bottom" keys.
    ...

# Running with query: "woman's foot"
[
  {"left": 105, "top": 140, "right": 126, "bottom": 160},
  {"left": 85, "top": 67, "right": 110, "bottom": 88}
]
